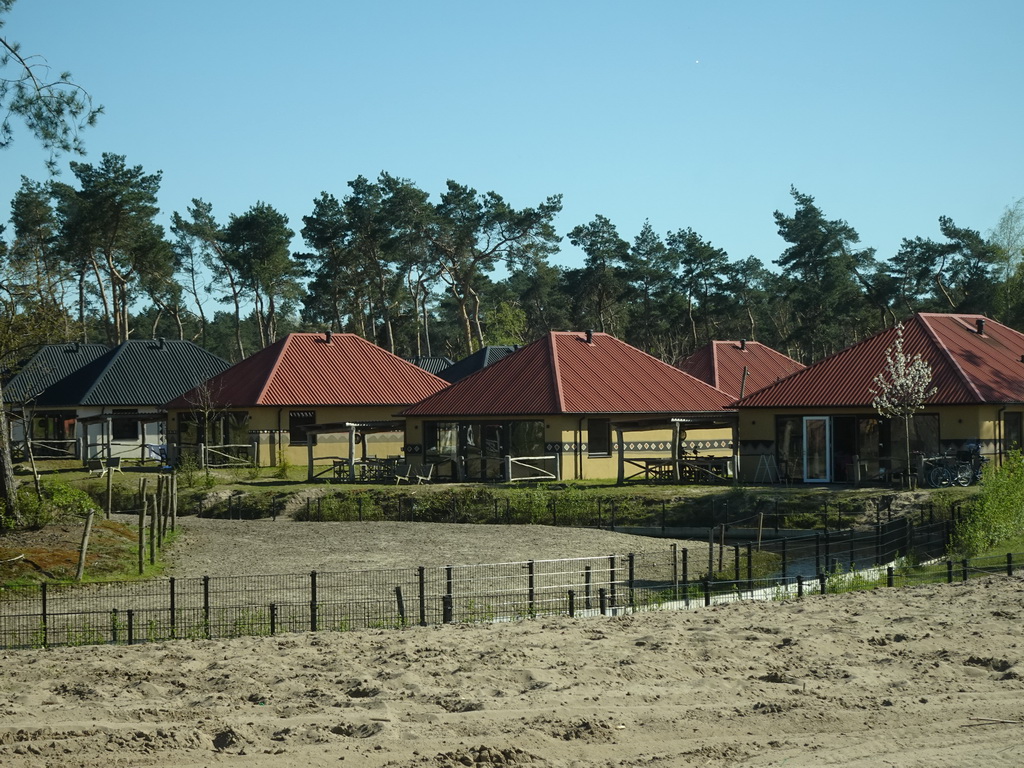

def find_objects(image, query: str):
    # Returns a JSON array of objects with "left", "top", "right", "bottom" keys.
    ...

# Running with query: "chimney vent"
[
  {"left": 740, "top": 339, "right": 747, "bottom": 350},
  {"left": 585, "top": 329, "right": 594, "bottom": 344},
  {"left": 158, "top": 337, "right": 165, "bottom": 349},
  {"left": 325, "top": 330, "right": 333, "bottom": 343},
  {"left": 976, "top": 318, "right": 986, "bottom": 335}
]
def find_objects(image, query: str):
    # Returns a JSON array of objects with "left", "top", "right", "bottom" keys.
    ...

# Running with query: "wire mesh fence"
[{"left": 2, "top": 532, "right": 1020, "bottom": 651}]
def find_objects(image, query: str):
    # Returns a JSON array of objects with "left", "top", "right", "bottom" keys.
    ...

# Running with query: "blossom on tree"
[{"left": 870, "top": 322, "right": 937, "bottom": 477}]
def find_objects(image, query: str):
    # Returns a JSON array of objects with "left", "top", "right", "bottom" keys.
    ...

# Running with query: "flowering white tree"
[{"left": 870, "top": 323, "right": 937, "bottom": 485}]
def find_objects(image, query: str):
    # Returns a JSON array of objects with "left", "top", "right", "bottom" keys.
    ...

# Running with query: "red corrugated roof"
[
  {"left": 168, "top": 333, "right": 448, "bottom": 408},
  {"left": 736, "top": 313, "right": 1024, "bottom": 408},
  {"left": 679, "top": 341, "right": 805, "bottom": 398},
  {"left": 403, "top": 331, "right": 734, "bottom": 416}
]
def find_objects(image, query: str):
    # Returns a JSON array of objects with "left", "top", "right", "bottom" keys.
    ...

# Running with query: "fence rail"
[{"left": 1, "top": 520, "right": 1019, "bottom": 651}]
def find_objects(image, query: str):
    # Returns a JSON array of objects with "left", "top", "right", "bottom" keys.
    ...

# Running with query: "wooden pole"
[
  {"left": 106, "top": 462, "right": 113, "bottom": 519},
  {"left": 76, "top": 511, "right": 94, "bottom": 581},
  {"left": 149, "top": 492, "right": 156, "bottom": 566},
  {"left": 138, "top": 492, "right": 146, "bottom": 575}
]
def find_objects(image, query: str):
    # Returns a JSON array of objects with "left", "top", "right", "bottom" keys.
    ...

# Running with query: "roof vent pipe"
[
  {"left": 740, "top": 339, "right": 747, "bottom": 350},
  {"left": 325, "top": 330, "right": 333, "bottom": 343},
  {"left": 977, "top": 318, "right": 986, "bottom": 335},
  {"left": 158, "top": 337, "right": 165, "bottom": 349},
  {"left": 585, "top": 329, "right": 594, "bottom": 344}
]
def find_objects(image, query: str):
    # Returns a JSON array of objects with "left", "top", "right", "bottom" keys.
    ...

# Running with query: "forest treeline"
[{"left": 2, "top": 152, "right": 1022, "bottom": 367}]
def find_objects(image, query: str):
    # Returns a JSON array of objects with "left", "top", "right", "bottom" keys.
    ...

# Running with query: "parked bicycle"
[{"left": 923, "top": 445, "right": 986, "bottom": 488}]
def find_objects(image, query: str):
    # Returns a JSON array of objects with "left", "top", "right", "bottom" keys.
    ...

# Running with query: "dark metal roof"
[
  {"left": 679, "top": 341, "right": 805, "bottom": 399},
  {"left": 3, "top": 343, "right": 111, "bottom": 405},
  {"left": 403, "top": 331, "right": 735, "bottom": 417},
  {"left": 438, "top": 346, "right": 519, "bottom": 382},
  {"left": 76, "top": 339, "right": 232, "bottom": 407},
  {"left": 736, "top": 313, "right": 1024, "bottom": 408},
  {"left": 406, "top": 355, "right": 454, "bottom": 376},
  {"left": 169, "top": 333, "right": 449, "bottom": 409}
]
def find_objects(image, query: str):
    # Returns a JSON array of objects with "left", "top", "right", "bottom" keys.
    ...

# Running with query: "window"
[
  {"left": 289, "top": 411, "right": 317, "bottom": 445},
  {"left": 424, "top": 421, "right": 459, "bottom": 457},
  {"left": 588, "top": 418, "right": 611, "bottom": 456},
  {"left": 112, "top": 409, "right": 139, "bottom": 441},
  {"left": 1005, "top": 412, "right": 1022, "bottom": 453}
]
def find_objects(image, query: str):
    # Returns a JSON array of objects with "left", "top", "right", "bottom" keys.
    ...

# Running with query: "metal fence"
[{"left": 1, "top": 525, "right": 1016, "bottom": 651}]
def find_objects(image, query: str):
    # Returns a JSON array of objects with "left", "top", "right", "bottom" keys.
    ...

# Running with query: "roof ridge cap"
[
  {"left": 710, "top": 341, "right": 722, "bottom": 389},
  {"left": 548, "top": 333, "right": 565, "bottom": 411},
  {"left": 78, "top": 342, "right": 123, "bottom": 404},
  {"left": 919, "top": 314, "right": 985, "bottom": 402},
  {"left": 255, "top": 335, "right": 291, "bottom": 405}
]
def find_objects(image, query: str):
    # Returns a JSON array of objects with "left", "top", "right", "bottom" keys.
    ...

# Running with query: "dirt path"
[{"left": 151, "top": 515, "right": 710, "bottom": 578}]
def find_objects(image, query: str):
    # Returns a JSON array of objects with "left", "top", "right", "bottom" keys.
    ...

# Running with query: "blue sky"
[{"left": 4, "top": 0, "right": 1023, "bottom": 273}]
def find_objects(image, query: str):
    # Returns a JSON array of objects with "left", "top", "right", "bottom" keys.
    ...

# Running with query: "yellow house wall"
[
  {"left": 735, "top": 404, "right": 1014, "bottom": 481},
  {"left": 168, "top": 405, "right": 407, "bottom": 468},
  {"left": 406, "top": 415, "right": 734, "bottom": 482}
]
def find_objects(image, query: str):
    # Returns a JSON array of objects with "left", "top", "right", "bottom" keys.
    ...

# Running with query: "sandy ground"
[
  {"left": 2, "top": 519, "right": 1023, "bottom": 767},
  {"left": 157, "top": 517, "right": 701, "bottom": 577}
]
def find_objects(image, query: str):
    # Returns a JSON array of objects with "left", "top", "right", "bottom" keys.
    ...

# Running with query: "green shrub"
[{"left": 954, "top": 451, "right": 1024, "bottom": 555}]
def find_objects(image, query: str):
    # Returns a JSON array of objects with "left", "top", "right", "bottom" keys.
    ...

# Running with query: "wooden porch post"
[
  {"left": 616, "top": 426, "right": 625, "bottom": 485},
  {"left": 348, "top": 426, "right": 357, "bottom": 482},
  {"left": 672, "top": 421, "right": 681, "bottom": 482},
  {"left": 306, "top": 434, "right": 315, "bottom": 481}
]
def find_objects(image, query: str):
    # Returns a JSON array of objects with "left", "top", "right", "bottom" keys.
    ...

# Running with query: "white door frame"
[{"left": 802, "top": 416, "right": 831, "bottom": 483}]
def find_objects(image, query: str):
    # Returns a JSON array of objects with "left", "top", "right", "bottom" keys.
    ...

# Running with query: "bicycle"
[{"left": 924, "top": 451, "right": 973, "bottom": 488}]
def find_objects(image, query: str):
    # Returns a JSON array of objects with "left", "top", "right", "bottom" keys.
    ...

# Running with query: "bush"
[
  {"left": 15, "top": 480, "right": 100, "bottom": 529},
  {"left": 954, "top": 451, "right": 1024, "bottom": 555}
]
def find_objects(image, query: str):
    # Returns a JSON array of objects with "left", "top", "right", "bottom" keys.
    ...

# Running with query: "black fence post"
[
  {"left": 111, "top": 608, "right": 119, "bottom": 644},
  {"left": 797, "top": 574, "right": 804, "bottom": 598},
  {"left": 202, "top": 575, "right": 211, "bottom": 638},
  {"left": 887, "top": 566, "right": 895, "bottom": 588},
  {"left": 40, "top": 582, "right": 48, "bottom": 647},
  {"left": 815, "top": 533, "right": 821, "bottom": 575},
  {"left": 875, "top": 523, "right": 882, "bottom": 566},
  {"left": 818, "top": 572, "right": 827, "bottom": 595},
  {"left": 961, "top": 559, "right": 969, "bottom": 582},
  {"left": 671, "top": 543, "right": 679, "bottom": 599},
  {"left": 781, "top": 538, "right": 788, "bottom": 579},
  {"left": 1008, "top": 552, "right": 1014, "bottom": 577},
  {"left": 127, "top": 609, "right": 135, "bottom": 645},
  {"left": 947, "top": 560, "right": 954, "bottom": 584},
  {"left": 169, "top": 577, "right": 176, "bottom": 639},
  {"left": 598, "top": 588, "right": 608, "bottom": 615},
  {"left": 269, "top": 603, "right": 277, "bottom": 635},
  {"left": 310, "top": 570, "right": 318, "bottom": 632},
  {"left": 733, "top": 545, "right": 740, "bottom": 582},
  {"left": 567, "top": 589, "right": 576, "bottom": 618},
  {"left": 418, "top": 566, "right": 427, "bottom": 626},
  {"left": 584, "top": 565, "right": 593, "bottom": 609},
  {"left": 446, "top": 565, "right": 453, "bottom": 602},
  {"left": 702, "top": 577, "right": 711, "bottom": 607},
  {"left": 681, "top": 548, "right": 689, "bottom": 597},
  {"left": 395, "top": 586, "right": 406, "bottom": 625},
  {"left": 527, "top": 560, "right": 536, "bottom": 616},
  {"left": 628, "top": 553, "right": 635, "bottom": 609},
  {"left": 746, "top": 543, "right": 753, "bottom": 591},
  {"left": 442, "top": 594, "right": 453, "bottom": 623}
]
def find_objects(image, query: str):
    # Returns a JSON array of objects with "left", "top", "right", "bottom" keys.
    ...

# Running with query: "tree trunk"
[{"left": 0, "top": 382, "right": 21, "bottom": 526}]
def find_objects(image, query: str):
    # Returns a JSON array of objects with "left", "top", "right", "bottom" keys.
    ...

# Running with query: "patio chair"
[
  {"left": 106, "top": 457, "right": 123, "bottom": 474},
  {"left": 393, "top": 464, "right": 414, "bottom": 484},
  {"left": 414, "top": 463, "right": 434, "bottom": 484},
  {"left": 86, "top": 458, "right": 106, "bottom": 477}
]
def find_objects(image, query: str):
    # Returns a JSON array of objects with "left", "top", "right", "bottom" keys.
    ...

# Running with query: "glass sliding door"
[{"left": 802, "top": 416, "right": 831, "bottom": 483}]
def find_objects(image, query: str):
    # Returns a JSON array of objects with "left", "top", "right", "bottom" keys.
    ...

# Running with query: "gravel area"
[{"left": 152, "top": 515, "right": 708, "bottom": 578}]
